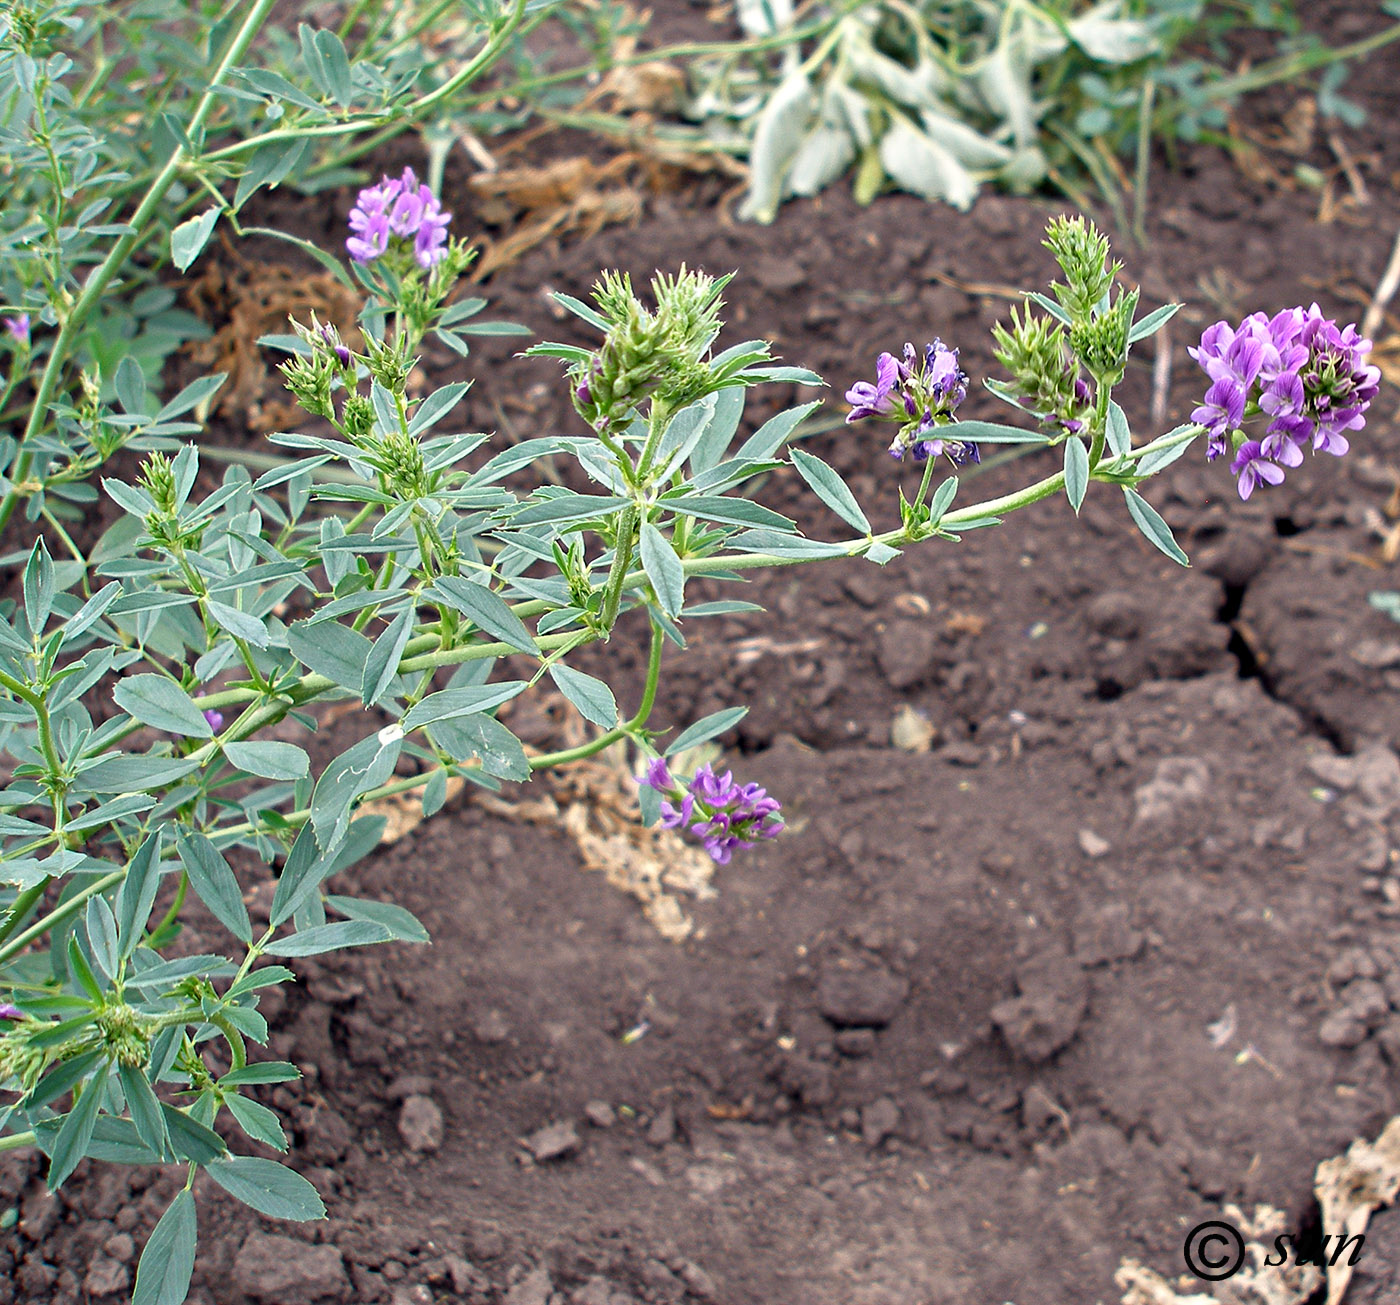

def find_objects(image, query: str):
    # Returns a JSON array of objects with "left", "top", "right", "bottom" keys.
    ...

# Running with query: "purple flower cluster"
[
  {"left": 0, "top": 1003, "right": 23, "bottom": 1021},
  {"left": 1189, "top": 306, "right": 1379, "bottom": 500},
  {"left": 3, "top": 314, "right": 29, "bottom": 344},
  {"left": 347, "top": 167, "right": 452, "bottom": 270},
  {"left": 640, "top": 757, "right": 784, "bottom": 864},
  {"left": 845, "top": 341, "right": 980, "bottom": 465}
]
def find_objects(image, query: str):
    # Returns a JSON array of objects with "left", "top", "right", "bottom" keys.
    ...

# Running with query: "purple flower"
[
  {"left": 346, "top": 167, "right": 453, "bottom": 268},
  {"left": 637, "top": 760, "right": 783, "bottom": 863},
  {"left": 1191, "top": 306, "right": 1376, "bottom": 497},
  {"left": 203, "top": 708, "right": 224, "bottom": 730},
  {"left": 3, "top": 314, "right": 29, "bottom": 344},
  {"left": 1229, "top": 441, "right": 1286, "bottom": 500},
  {"left": 845, "top": 352, "right": 899, "bottom": 422},
  {"left": 0, "top": 1003, "right": 23, "bottom": 1021}
]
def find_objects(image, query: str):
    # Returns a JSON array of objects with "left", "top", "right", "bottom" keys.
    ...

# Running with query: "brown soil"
[{"left": 7, "top": 3, "right": 1400, "bottom": 1304}]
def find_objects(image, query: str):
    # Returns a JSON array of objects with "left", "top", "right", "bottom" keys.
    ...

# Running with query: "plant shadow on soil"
[{"left": 9, "top": 3, "right": 1400, "bottom": 1303}]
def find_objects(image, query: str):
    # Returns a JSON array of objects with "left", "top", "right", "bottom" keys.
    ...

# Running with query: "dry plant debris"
[
  {"left": 185, "top": 236, "right": 363, "bottom": 430},
  {"left": 1116, "top": 1115, "right": 1400, "bottom": 1305}
]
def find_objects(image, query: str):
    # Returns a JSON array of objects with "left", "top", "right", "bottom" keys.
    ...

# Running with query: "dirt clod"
[
  {"left": 398, "top": 1096, "right": 444, "bottom": 1153},
  {"left": 525, "top": 1121, "right": 581, "bottom": 1162},
  {"left": 815, "top": 962, "right": 910, "bottom": 1028},
  {"left": 234, "top": 1232, "right": 350, "bottom": 1304}
]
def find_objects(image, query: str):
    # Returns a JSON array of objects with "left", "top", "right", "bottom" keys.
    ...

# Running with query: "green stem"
[
  {"left": 599, "top": 507, "right": 640, "bottom": 633},
  {"left": 0, "top": 870, "right": 125, "bottom": 967},
  {"left": 0, "top": 1131, "right": 37, "bottom": 1152},
  {"left": 0, "top": 0, "right": 281, "bottom": 536}
]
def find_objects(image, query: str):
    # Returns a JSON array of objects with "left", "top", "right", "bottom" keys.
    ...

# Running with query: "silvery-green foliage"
[{"left": 688, "top": 0, "right": 1305, "bottom": 221}]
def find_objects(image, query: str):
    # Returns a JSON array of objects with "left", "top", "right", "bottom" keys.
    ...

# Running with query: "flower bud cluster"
[
  {"left": 570, "top": 268, "right": 727, "bottom": 431},
  {"left": 1189, "top": 306, "right": 1379, "bottom": 499},
  {"left": 844, "top": 340, "right": 979, "bottom": 465},
  {"left": 639, "top": 757, "right": 784, "bottom": 864},
  {"left": 991, "top": 306, "right": 1094, "bottom": 435}
]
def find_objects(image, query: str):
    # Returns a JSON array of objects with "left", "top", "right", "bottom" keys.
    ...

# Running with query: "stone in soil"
[
  {"left": 525, "top": 1119, "right": 580, "bottom": 1162},
  {"left": 398, "top": 1095, "right": 444, "bottom": 1152},
  {"left": 816, "top": 961, "right": 910, "bottom": 1027},
  {"left": 991, "top": 950, "right": 1088, "bottom": 1063},
  {"left": 234, "top": 1232, "right": 350, "bottom": 1304}
]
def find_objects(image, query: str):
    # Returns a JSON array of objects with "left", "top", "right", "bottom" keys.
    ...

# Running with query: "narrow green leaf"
[
  {"left": 220, "top": 1061, "right": 301, "bottom": 1087},
  {"left": 1122, "top": 487, "right": 1189, "bottom": 566},
  {"left": 23, "top": 538, "right": 54, "bottom": 634},
  {"left": 223, "top": 741, "right": 310, "bottom": 781},
  {"left": 640, "top": 524, "right": 685, "bottom": 619},
  {"left": 112, "top": 676, "right": 212, "bottom": 738},
  {"left": 548, "top": 664, "right": 618, "bottom": 729},
  {"left": 791, "top": 449, "right": 870, "bottom": 533},
  {"left": 204, "top": 1156, "right": 326, "bottom": 1221},
  {"left": 176, "top": 831, "right": 252, "bottom": 942},
  {"left": 427, "top": 577, "right": 538, "bottom": 653},
  {"left": 666, "top": 706, "right": 747, "bottom": 756},
  {"left": 550, "top": 292, "right": 610, "bottom": 332},
  {"left": 288, "top": 619, "right": 372, "bottom": 685},
  {"left": 1106, "top": 401, "right": 1132, "bottom": 460},
  {"left": 1064, "top": 438, "right": 1089, "bottom": 514},
  {"left": 313, "top": 28, "right": 353, "bottom": 107},
  {"left": 205, "top": 600, "right": 269, "bottom": 648},
  {"left": 170, "top": 209, "right": 220, "bottom": 272},
  {"left": 736, "top": 401, "right": 821, "bottom": 459},
  {"left": 927, "top": 476, "right": 958, "bottom": 526},
  {"left": 115, "top": 831, "right": 164, "bottom": 960},
  {"left": 160, "top": 1105, "right": 226, "bottom": 1163},
  {"left": 325, "top": 894, "right": 430, "bottom": 943},
  {"left": 401, "top": 681, "right": 527, "bottom": 730},
  {"left": 47, "top": 1071, "right": 107, "bottom": 1189},
  {"left": 1127, "top": 302, "right": 1181, "bottom": 344},
  {"left": 223, "top": 1093, "right": 288, "bottom": 1151},
  {"left": 132, "top": 1190, "right": 197, "bottom": 1305},
  {"left": 361, "top": 606, "right": 413, "bottom": 707},
  {"left": 118, "top": 1063, "right": 170, "bottom": 1157},
  {"left": 264, "top": 920, "right": 393, "bottom": 957},
  {"left": 86, "top": 895, "right": 119, "bottom": 979}
]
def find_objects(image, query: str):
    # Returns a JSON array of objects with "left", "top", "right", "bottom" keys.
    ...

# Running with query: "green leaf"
[
  {"left": 879, "top": 116, "right": 977, "bottom": 210},
  {"left": 77, "top": 755, "right": 201, "bottom": 794},
  {"left": 1106, "top": 401, "right": 1132, "bottom": 460},
  {"left": 219, "top": 1061, "right": 301, "bottom": 1087},
  {"left": 509, "top": 494, "right": 629, "bottom": 527},
  {"left": 269, "top": 824, "right": 334, "bottom": 927},
  {"left": 176, "top": 831, "right": 252, "bottom": 942},
  {"left": 115, "top": 831, "right": 164, "bottom": 961},
  {"left": 427, "top": 577, "right": 538, "bottom": 653},
  {"left": 309, "top": 732, "right": 402, "bottom": 852},
  {"left": 63, "top": 581, "right": 121, "bottom": 644},
  {"left": 942, "top": 420, "right": 1049, "bottom": 444},
  {"left": 112, "top": 675, "right": 212, "bottom": 737},
  {"left": 790, "top": 449, "right": 870, "bottom": 533},
  {"left": 325, "top": 894, "right": 430, "bottom": 943},
  {"left": 740, "top": 68, "right": 814, "bottom": 222},
  {"left": 640, "top": 524, "right": 685, "bottom": 619},
  {"left": 204, "top": 1156, "right": 326, "bottom": 1221},
  {"left": 313, "top": 28, "right": 353, "bottom": 107},
  {"left": 401, "top": 681, "right": 528, "bottom": 730},
  {"left": 690, "top": 385, "right": 747, "bottom": 474},
  {"left": 408, "top": 382, "right": 471, "bottom": 436},
  {"left": 223, "top": 741, "right": 310, "bottom": 781},
  {"left": 1122, "top": 487, "right": 1189, "bottom": 566},
  {"left": 361, "top": 606, "right": 414, "bottom": 707},
  {"left": 132, "top": 1190, "right": 197, "bottom": 1305},
  {"left": 549, "top": 292, "right": 610, "bottom": 332},
  {"left": 288, "top": 619, "right": 371, "bottom": 686},
  {"left": 47, "top": 1071, "right": 107, "bottom": 1189},
  {"left": 428, "top": 712, "right": 530, "bottom": 781},
  {"left": 1127, "top": 302, "right": 1180, "bottom": 344},
  {"left": 161, "top": 1106, "right": 226, "bottom": 1163},
  {"left": 205, "top": 599, "right": 269, "bottom": 648},
  {"left": 1026, "top": 292, "right": 1073, "bottom": 327},
  {"left": 264, "top": 919, "right": 393, "bottom": 957},
  {"left": 1132, "top": 425, "right": 1198, "bottom": 477},
  {"left": 865, "top": 541, "right": 901, "bottom": 565},
  {"left": 118, "top": 1062, "right": 170, "bottom": 1157},
  {"left": 224, "top": 1093, "right": 288, "bottom": 1151},
  {"left": 23, "top": 538, "right": 54, "bottom": 634},
  {"left": 127, "top": 954, "right": 233, "bottom": 990},
  {"left": 1064, "top": 438, "right": 1089, "bottom": 514},
  {"left": 666, "top": 495, "right": 794, "bottom": 531},
  {"left": 727, "top": 530, "right": 848, "bottom": 559},
  {"left": 86, "top": 895, "right": 119, "bottom": 979},
  {"left": 548, "top": 664, "right": 618, "bottom": 729},
  {"left": 666, "top": 706, "right": 747, "bottom": 756},
  {"left": 927, "top": 476, "right": 959, "bottom": 526},
  {"left": 170, "top": 209, "right": 220, "bottom": 272}
]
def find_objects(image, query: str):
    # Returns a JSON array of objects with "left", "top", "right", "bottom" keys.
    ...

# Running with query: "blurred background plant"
[{"left": 677, "top": 0, "right": 1400, "bottom": 235}]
